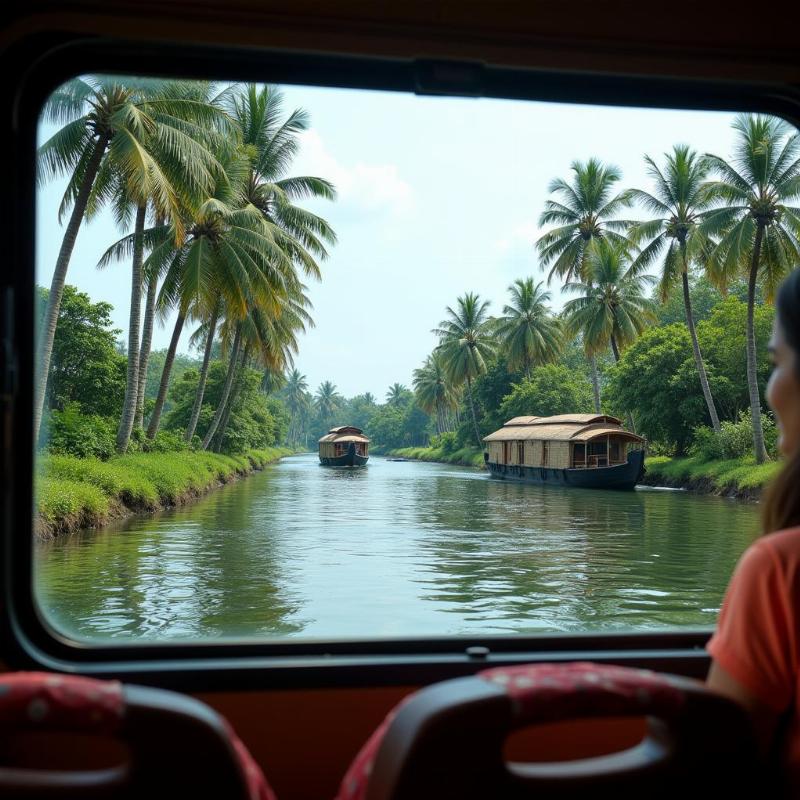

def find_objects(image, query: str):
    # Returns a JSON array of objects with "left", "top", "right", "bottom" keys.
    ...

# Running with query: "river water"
[{"left": 35, "top": 454, "right": 760, "bottom": 642}]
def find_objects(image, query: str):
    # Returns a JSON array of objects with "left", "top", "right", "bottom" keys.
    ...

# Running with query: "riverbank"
[
  {"left": 36, "top": 447, "right": 292, "bottom": 540},
  {"left": 643, "top": 455, "right": 781, "bottom": 500},
  {"left": 386, "top": 445, "right": 485, "bottom": 468}
]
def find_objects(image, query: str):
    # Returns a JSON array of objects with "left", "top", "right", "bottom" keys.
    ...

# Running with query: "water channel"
[{"left": 35, "top": 454, "right": 760, "bottom": 642}]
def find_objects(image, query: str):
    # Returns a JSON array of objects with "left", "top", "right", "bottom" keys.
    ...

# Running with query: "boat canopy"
[
  {"left": 483, "top": 414, "right": 644, "bottom": 444},
  {"left": 318, "top": 426, "right": 371, "bottom": 444}
]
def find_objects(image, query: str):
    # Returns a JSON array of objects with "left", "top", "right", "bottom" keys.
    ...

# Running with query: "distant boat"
[
  {"left": 483, "top": 414, "right": 645, "bottom": 491},
  {"left": 318, "top": 426, "right": 370, "bottom": 466}
]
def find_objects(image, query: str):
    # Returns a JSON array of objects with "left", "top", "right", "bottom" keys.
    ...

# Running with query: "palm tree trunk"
[
  {"left": 34, "top": 133, "right": 109, "bottom": 444},
  {"left": 146, "top": 312, "right": 185, "bottom": 439},
  {"left": 135, "top": 273, "right": 158, "bottom": 430},
  {"left": 202, "top": 327, "right": 242, "bottom": 450},
  {"left": 682, "top": 270, "right": 721, "bottom": 433},
  {"left": 184, "top": 304, "right": 219, "bottom": 442},
  {"left": 465, "top": 375, "right": 482, "bottom": 448},
  {"left": 116, "top": 203, "right": 147, "bottom": 452},
  {"left": 746, "top": 226, "right": 768, "bottom": 464},
  {"left": 588, "top": 355, "right": 601, "bottom": 414},
  {"left": 213, "top": 343, "right": 249, "bottom": 452}
]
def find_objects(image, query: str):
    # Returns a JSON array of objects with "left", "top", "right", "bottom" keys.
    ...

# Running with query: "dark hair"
[{"left": 763, "top": 268, "right": 800, "bottom": 534}]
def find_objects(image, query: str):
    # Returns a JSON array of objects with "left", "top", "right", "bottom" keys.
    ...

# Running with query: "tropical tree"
[
  {"left": 413, "top": 352, "right": 457, "bottom": 434},
  {"left": 628, "top": 145, "right": 721, "bottom": 432},
  {"left": 386, "top": 383, "right": 409, "bottom": 407},
  {"left": 229, "top": 83, "right": 337, "bottom": 280},
  {"left": 702, "top": 114, "right": 800, "bottom": 462},
  {"left": 536, "top": 158, "right": 633, "bottom": 410},
  {"left": 563, "top": 240, "right": 656, "bottom": 428},
  {"left": 537, "top": 158, "right": 633, "bottom": 284},
  {"left": 315, "top": 381, "right": 342, "bottom": 423},
  {"left": 35, "top": 75, "right": 230, "bottom": 445},
  {"left": 563, "top": 240, "right": 656, "bottom": 362},
  {"left": 284, "top": 369, "right": 310, "bottom": 446},
  {"left": 496, "top": 278, "right": 562, "bottom": 378},
  {"left": 433, "top": 293, "right": 496, "bottom": 447}
]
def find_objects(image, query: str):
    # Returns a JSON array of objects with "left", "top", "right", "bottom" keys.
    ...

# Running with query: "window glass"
[{"left": 33, "top": 74, "right": 789, "bottom": 643}]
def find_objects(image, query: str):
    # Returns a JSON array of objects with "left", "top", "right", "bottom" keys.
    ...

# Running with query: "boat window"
[{"left": 24, "top": 66, "right": 793, "bottom": 654}]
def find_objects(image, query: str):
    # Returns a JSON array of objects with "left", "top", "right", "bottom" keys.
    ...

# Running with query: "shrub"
[
  {"left": 46, "top": 402, "right": 116, "bottom": 459},
  {"left": 142, "top": 429, "right": 189, "bottom": 453},
  {"left": 432, "top": 431, "right": 458, "bottom": 455},
  {"left": 691, "top": 410, "right": 778, "bottom": 460}
]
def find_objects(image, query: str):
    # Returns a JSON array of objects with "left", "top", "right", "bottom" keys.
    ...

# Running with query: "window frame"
[{"left": 3, "top": 34, "right": 799, "bottom": 690}]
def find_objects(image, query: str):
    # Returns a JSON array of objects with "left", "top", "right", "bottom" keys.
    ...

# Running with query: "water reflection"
[{"left": 35, "top": 454, "right": 759, "bottom": 641}]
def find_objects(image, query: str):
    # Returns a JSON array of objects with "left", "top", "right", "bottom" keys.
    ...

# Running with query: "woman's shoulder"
[{"left": 760, "top": 526, "right": 800, "bottom": 560}]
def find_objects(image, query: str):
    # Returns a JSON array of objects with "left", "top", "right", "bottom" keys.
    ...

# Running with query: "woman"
[{"left": 707, "top": 267, "right": 800, "bottom": 789}]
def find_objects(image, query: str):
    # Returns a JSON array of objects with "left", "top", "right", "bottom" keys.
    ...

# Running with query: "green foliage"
[
  {"left": 164, "top": 361, "right": 278, "bottom": 453},
  {"left": 602, "top": 325, "right": 731, "bottom": 454},
  {"left": 645, "top": 454, "right": 782, "bottom": 493},
  {"left": 37, "top": 285, "right": 126, "bottom": 417},
  {"left": 499, "top": 364, "right": 593, "bottom": 421},
  {"left": 389, "top": 445, "right": 485, "bottom": 468},
  {"left": 691, "top": 410, "right": 778, "bottom": 460},
  {"left": 695, "top": 297, "right": 774, "bottom": 419},
  {"left": 429, "top": 431, "right": 458, "bottom": 455},
  {"left": 36, "top": 447, "right": 290, "bottom": 535},
  {"left": 45, "top": 403, "right": 117, "bottom": 459},
  {"left": 37, "top": 478, "right": 110, "bottom": 531}
]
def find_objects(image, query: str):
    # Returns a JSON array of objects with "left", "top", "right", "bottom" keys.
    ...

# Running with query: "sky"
[{"left": 36, "top": 81, "right": 748, "bottom": 399}]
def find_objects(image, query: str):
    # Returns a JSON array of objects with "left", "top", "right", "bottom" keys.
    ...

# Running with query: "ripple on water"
[{"left": 35, "top": 454, "right": 760, "bottom": 641}]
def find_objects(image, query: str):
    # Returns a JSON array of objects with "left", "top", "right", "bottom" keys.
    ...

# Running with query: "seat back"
[
  {"left": 337, "top": 662, "right": 760, "bottom": 800},
  {"left": 0, "top": 672, "right": 276, "bottom": 800}
]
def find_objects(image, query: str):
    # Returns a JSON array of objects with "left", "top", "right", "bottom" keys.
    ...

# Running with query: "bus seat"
[
  {"left": 0, "top": 672, "right": 277, "bottom": 799},
  {"left": 336, "top": 661, "right": 759, "bottom": 800}
]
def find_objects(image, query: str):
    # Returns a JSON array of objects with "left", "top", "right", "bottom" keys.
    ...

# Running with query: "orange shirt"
[{"left": 707, "top": 526, "right": 800, "bottom": 784}]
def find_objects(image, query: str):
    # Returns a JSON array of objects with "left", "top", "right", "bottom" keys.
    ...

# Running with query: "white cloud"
[{"left": 294, "top": 130, "right": 414, "bottom": 218}]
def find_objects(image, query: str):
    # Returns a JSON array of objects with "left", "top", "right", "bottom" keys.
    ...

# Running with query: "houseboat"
[
  {"left": 318, "top": 426, "right": 370, "bottom": 466},
  {"left": 483, "top": 414, "right": 645, "bottom": 490}
]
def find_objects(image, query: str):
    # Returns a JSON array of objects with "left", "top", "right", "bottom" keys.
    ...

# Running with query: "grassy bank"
[
  {"left": 36, "top": 447, "right": 291, "bottom": 539},
  {"left": 387, "top": 445, "right": 485, "bottom": 468},
  {"left": 643, "top": 454, "right": 782, "bottom": 499}
]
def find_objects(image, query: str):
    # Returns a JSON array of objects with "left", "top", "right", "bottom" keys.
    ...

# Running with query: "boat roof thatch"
[
  {"left": 483, "top": 414, "right": 644, "bottom": 444},
  {"left": 318, "top": 425, "right": 370, "bottom": 444}
]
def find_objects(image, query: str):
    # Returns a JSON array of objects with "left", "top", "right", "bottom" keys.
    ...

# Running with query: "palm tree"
[
  {"left": 210, "top": 287, "right": 312, "bottom": 451},
  {"left": 230, "top": 84, "right": 337, "bottom": 281},
  {"left": 413, "top": 352, "right": 457, "bottom": 434},
  {"left": 536, "top": 158, "right": 633, "bottom": 284},
  {"left": 702, "top": 115, "right": 800, "bottom": 462},
  {"left": 563, "top": 240, "right": 655, "bottom": 428},
  {"left": 386, "top": 383, "right": 409, "bottom": 406},
  {"left": 536, "top": 158, "right": 633, "bottom": 411},
  {"left": 35, "top": 75, "right": 229, "bottom": 445},
  {"left": 496, "top": 278, "right": 562, "bottom": 378},
  {"left": 315, "top": 381, "right": 342, "bottom": 423},
  {"left": 628, "top": 145, "right": 721, "bottom": 432},
  {"left": 563, "top": 240, "right": 656, "bottom": 361},
  {"left": 433, "top": 293, "right": 496, "bottom": 447},
  {"left": 284, "top": 368, "right": 309, "bottom": 445}
]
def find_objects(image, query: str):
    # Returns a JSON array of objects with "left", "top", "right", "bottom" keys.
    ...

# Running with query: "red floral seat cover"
[
  {"left": 336, "top": 661, "right": 686, "bottom": 800},
  {"left": 0, "top": 672, "right": 277, "bottom": 800}
]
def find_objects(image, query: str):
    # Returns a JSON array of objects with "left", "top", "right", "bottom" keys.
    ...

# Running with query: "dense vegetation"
[
  {"left": 37, "top": 79, "right": 334, "bottom": 459},
  {"left": 37, "top": 448, "right": 290, "bottom": 537},
  {"left": 293, "top": 116, "right": 797, "bottom": 471}
]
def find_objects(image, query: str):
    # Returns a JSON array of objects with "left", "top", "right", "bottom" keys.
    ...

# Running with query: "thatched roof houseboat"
[
  {"left": 483, "top": 414, "right": 645, "bottom": 490},
  {"left": 318, "top": 426, "right": 370, "bottom": 466}
]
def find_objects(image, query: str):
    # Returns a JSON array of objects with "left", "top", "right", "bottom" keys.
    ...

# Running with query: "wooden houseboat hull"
[
  {"left": 486, "top": 449, "right": 645, "bottom": 491},
  {"left": 319, "top": 442, "right": 369, "bottom": 467}
]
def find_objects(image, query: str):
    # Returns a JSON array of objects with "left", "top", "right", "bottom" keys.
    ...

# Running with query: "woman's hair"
[{"left": 762, "top": 268, "right": 800, "bottom": 534}]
